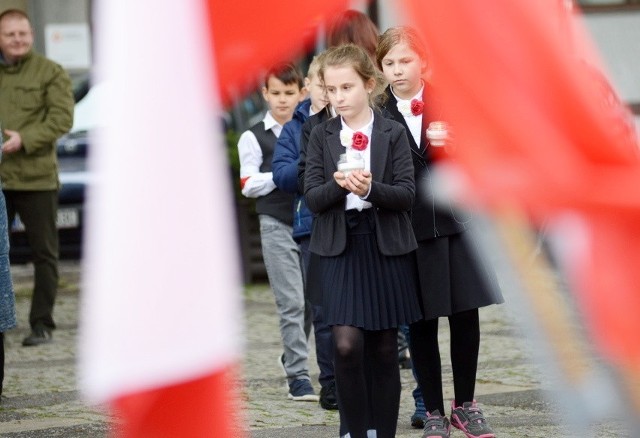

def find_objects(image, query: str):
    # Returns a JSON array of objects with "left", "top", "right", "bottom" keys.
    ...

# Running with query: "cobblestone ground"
[
  {"left": 0, "top": 261, "right": 633, "bottom": 437},
  {"left": 242, "top": 283, "right": 631, "bottom": 438}
]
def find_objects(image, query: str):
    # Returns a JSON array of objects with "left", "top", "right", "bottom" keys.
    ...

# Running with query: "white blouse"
[
  {"left": 392, "top": 85, "right": 424, "bottom": 147},
  {"left": 339, "top": 109, "right": 374, "bottom": 211}
]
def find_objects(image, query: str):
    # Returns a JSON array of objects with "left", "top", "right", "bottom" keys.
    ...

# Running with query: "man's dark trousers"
[{"left": 4, "top": 189, "right": 59, "bottom": 330}]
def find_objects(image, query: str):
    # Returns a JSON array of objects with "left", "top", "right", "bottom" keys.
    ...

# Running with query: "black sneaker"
[
  {"left": 319, "top": 380, "right": 338, "bottom": 410},
  {"left": 22, "top": 326, "right": 53, "bottom": 346},
  {"left": 287, "top": 379, "right": 319, "bottom": 401}
]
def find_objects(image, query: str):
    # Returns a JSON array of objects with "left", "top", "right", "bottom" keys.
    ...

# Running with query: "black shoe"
[
  {"left": 319, "top": 381, "right": 338, "bottom": 410},
  {"left": 287, "top": 379, "right": 318, "bottom": 401},
  {"left": 22, "top": 326, "right": 53, "bottom": 346}
]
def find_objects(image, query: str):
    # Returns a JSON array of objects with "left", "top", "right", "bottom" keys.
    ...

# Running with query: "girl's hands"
[{"left": 334, "top": 169, "right": 372, "bottom": 197}]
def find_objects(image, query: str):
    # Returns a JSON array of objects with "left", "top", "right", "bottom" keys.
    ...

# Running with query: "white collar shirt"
[
  {"left": 392, "top": 84, "right": 424, "bottom": 147},
  {"left": 340, "top": 109, "right": 374, "bottom": 211},
  {"left": 237, "top": 111, "right": 283, "bottom": 198}
]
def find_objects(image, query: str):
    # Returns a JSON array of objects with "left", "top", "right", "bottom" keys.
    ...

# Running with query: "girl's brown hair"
[
  {"left": 326, "top": 10, "right": 379, "bottom": 62},
  {"left": 376, "top": 26, "right": 429, "bottom": 72},
  {"left": 319, "top": 44, "right": 385, "bottom": 107}
]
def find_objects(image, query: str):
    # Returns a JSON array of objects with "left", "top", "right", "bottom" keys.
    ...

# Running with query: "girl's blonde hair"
[{"left": 319, "top": 44, "right": 386, "bottom": 107}]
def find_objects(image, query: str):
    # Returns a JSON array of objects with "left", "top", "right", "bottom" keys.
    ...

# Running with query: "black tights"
[
  {"left": 332, "top": 325, "right": 399, "bottom": 438},
  {"left": 409, "top": 309, "right": 480, "bottom": 415}
]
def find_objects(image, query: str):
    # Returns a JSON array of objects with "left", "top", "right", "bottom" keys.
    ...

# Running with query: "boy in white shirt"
[{"left": 237, "top": 63, "right": 318, "bottom": 401}]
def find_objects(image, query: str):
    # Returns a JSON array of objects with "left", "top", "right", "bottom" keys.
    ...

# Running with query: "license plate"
[
  {"left": 57, "top": 208, "right": 80, "bottom": 229},
  {"left": 12, "top": 208, "right": 80, "bottom": 231}
]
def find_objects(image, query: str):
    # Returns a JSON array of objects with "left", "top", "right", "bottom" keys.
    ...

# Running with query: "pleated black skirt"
[
  {"left": 415, "top": 231, "right": 504, "bottom": 320},
  {"left": 315, "top": 209, "right": 423, "bottom": 330}
]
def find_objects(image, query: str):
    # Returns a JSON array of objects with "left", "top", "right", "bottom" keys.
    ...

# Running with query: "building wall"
[
  {"left": 582, "top": 11, "right": 640, "bottom": 103},
  {"left": 0, "top": 0, "right": 91, "bottom": 76},
  {"left": 375, "top": 1, "right": 640, "bottom": 128},
  {"left": 27, "top": 0, "right": 90, "bottom": 55}
]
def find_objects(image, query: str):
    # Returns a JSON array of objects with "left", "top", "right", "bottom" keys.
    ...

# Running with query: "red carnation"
[
  {"left": 351, "top": 132, "right": 369, "bottom": 151},
  {"left": 411, "top": 99, "right": 424, "bottom": 116}
]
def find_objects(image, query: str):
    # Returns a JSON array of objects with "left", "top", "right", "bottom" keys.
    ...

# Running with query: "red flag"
[
  {"left": 401, "top": 0, "right": 640, "bottom": 371},
  {"left": 207, "top": 0, "right": 350, "bottom": 106}
]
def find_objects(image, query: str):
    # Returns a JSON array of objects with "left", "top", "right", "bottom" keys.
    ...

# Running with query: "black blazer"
[
  {"left": 381, "top": 85, "right": 468, "bottom": 241},
  {"left": 304, "top": 113, "right": 417, "bottom": 257}
]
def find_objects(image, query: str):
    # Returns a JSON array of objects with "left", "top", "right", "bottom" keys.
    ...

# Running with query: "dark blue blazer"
[
  {"left": 272, "top": 99, "right": 313, "bottom": 239},
  {"left": 297, "top": 107, "right": 333, "bottom": 195}
]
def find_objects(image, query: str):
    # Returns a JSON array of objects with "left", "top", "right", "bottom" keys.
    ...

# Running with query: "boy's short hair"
[
  {"left": 264, "top": 62, "right": 304, "bottom": 89},
  {"left": 306, "top": 52, "right": 327, "bottom": 80}
]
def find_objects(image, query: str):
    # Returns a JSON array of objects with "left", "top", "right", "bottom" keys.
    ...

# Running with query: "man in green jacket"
[{"left": 0, "top": 9, "right": 74, "bottom": 346}]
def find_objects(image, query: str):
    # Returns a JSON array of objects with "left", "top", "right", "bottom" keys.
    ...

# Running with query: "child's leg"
[
  {"left": 399, "top": 324, "right": 425, "bottom": 427},
  {"left": 409, "top": 318, "right": 445, "bottom": 414},
  {"left": 299, "top": 237, "right": 336, "bottom": 401},
  {"left": 448, "top": 309, "right": 495, "bottom": 437},
  {"left": 365, "top": 328, "right": 400, "bottom": 438},
  {"left": 258, "top": 215, "right": 310, "bottom": 385},
  {"left": 449, "top": 308, "right": 480, "bottom": 405},
  {"left": 401, "top": 324, "right": 423, "bottom": 402},
  {"left": 332, "top": 325, "right": 368, "bottom": 438}
]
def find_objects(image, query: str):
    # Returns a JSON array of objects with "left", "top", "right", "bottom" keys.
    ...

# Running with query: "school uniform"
[
  {"left": 304, "top": 111, "right": 422, "bottom": 330},
  {"left": 237, "top": 112, "right": 313, "bottom": 387},
  {"left": 380, "top": 84, "right": 504, "bottom": 320}
]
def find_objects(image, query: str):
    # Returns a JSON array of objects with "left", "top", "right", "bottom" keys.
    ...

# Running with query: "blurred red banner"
[
  {"left": 207, "top": 0, "right": 351, "bottom": 106},
  {"left": 400, "top": 0, "right": 640, "bottom": 371}
]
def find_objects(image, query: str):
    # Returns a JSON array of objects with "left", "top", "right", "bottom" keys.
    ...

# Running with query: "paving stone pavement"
[{"left": 0, "top": 261, "right": 633, "bottom": 437}]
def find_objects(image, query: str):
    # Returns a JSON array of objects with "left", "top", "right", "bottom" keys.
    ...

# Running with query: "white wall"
[
  {"left": 581, "top": 11, "right": 640, "bottom": 131},
  {"left": 582, "top": 11, "right": 640, "bottom": 103},
  {"left": 28, "top": 0, "right": 91, "bottom": 69},
  {"left": 375, "top": 0, "right": 407, "bottom": 33}
]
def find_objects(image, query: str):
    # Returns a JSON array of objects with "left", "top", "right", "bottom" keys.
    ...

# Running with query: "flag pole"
[{"left": 469, "top": 207, "right": 625, "bottom": 437}]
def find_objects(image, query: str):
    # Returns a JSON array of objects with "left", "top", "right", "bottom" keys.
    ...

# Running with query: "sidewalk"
[{"left": 0, "top": 261, "right": 631, "bottom": 437}]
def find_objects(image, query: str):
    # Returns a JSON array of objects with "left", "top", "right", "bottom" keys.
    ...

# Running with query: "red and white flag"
[
  {"left": 80, "top": 1, "right": 349, "bottom": 436},
  {"left": 79, "top": 1, "right": 243, "bottom": 436}
]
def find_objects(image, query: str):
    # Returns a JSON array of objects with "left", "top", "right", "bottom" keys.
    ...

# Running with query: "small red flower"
[
  {"left": 351, "top": 132, "right": 369, "bottom": 151},
  {"left": 411, "top": 99, "right": 424, "bottom": 116}
]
